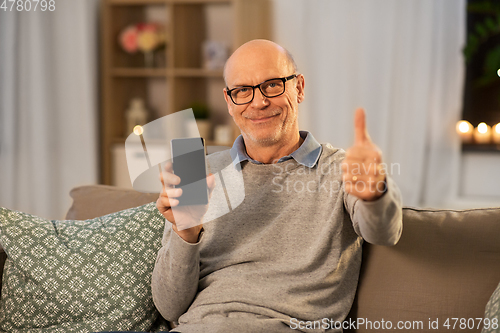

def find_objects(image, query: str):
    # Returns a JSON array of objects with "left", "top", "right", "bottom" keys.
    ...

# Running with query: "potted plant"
[
  {"left": 190, "top": 102, "right": 211, "bottom": 140},
  {"left": 463, "top": 0, "right": 500, "bottom": 87}
]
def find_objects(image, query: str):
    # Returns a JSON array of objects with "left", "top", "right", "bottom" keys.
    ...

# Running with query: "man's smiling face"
[{"left": 223, "top": 40, "right": 304, "bottom": 147}]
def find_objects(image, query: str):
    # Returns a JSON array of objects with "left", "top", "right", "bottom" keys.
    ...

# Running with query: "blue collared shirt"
[{"left": 229, "top": 131, "right": 322, "bottom": 168}]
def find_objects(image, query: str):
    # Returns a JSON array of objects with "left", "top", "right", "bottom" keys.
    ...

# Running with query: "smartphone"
[{"left": 170, "top": 137, "right": 208, "bottom": 206}]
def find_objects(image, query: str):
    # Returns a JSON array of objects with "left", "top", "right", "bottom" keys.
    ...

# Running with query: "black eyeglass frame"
[{"left": 225, "top": 74, "right": 299, "bottom": 105}]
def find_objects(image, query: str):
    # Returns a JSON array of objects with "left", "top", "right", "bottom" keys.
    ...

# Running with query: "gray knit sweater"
[{"left": 152, "top": 144, "right": 402, "bottom": 333}]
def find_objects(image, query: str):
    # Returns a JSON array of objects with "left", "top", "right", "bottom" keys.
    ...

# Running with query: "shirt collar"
[{"left": 229, "top": 131, "right": 322, "bottom": 168}]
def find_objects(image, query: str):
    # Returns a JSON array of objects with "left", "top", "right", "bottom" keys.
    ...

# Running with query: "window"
[{"left": 462, "top": 0, "right": 500, "bottom": 141}]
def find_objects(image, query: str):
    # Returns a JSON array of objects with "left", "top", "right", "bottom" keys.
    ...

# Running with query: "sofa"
[{"left": 0, "top": 184, "right": 499, "bottom": 332}]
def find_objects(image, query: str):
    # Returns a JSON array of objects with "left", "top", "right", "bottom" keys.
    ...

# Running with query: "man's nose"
[{"left": 251, "top": 87, "right": 269, "bottom": 108}]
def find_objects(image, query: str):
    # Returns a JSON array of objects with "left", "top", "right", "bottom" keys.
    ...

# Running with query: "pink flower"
[
  {"left": 119, "top": 25, "right": 139, "bottom": 53},
  {"left": 119, "top": 23, "right": 165, "bottom": 54}
]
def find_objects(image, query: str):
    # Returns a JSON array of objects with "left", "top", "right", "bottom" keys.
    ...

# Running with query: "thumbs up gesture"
[{"left": 342, "top": 108, "right": 386, "bottom": 201}]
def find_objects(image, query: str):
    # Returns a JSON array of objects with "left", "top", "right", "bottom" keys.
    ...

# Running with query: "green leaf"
[
  {"left": 485, "top": 17, "right": 498, "bottom": 32},
  {"left": 468, "top": 2, "right": 490, "bottom": 12},
  {"left": 464, "top": 35, "right": 480, "bottom": 61},
  {"left": 469, "top": 34, "right": 479, "bottom": 44},
  {"left": 476, "top": 23, "right": 489, "bottom": 38},
  {"left": 484, "top": 45, "right": 500, "bottom": 73},
  {"left": 190, "top": 101, "right": 210, "bottom": 119},
  {"left": 473, "top": 74, "right": 498, "bottom": 88},
  {"left": 468, "top": 1, "right": 498, "bottom": 14}
]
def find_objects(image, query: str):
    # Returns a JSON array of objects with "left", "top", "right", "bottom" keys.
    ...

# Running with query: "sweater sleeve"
[
  {"left": 344, "top": 176, "right": 403, "bottom": 246},
  {"left": 151, "top": 222, "right": 202, "bottom": 322}
]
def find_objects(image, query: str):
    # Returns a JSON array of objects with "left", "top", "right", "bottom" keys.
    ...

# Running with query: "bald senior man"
[{"left": 152, "top": 40, "right": 403, "bottom": 333}]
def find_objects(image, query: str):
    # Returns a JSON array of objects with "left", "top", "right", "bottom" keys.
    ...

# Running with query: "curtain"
[
  {"left": 272, "top": 0, "right": 466, "bottom": 207},
  {"left": 0, "top": 0, "right": 99, "bottom": 219}
]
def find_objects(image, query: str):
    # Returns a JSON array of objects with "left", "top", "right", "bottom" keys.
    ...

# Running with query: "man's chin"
[{"left": 245, "top": 131, "right": 281, "bottom": 146}]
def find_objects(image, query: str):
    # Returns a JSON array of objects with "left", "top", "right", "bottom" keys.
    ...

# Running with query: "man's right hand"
[{"left": 156, "top": 161, "right": 215, "bottom": 243}]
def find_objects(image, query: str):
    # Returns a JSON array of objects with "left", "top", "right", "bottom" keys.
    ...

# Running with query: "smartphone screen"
[{"left": 170, "top": 137, "right": 208, "bottom": 206}]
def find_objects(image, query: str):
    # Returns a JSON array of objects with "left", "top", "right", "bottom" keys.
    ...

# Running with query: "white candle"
[
  {"left": 456, "top": 120, "right": 473, "bottom": 143},
  {"left": 493, "top": 123, "right": 500, "bottom": 144},
  {"left": 473, "top": 122, "right": 491, "bottom": 144}
]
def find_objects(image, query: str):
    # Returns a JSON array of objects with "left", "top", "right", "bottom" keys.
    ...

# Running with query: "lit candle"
[
  {"left": 133, "top": 125, "right": 144, "bottom": 136},
  {"left": 456, "top": 120, "right": 473, "bottom": 143},
  {"left": 493, "top": 123, "right": 500, "bottom": 144},
  {"left": 133, "top": 125, "right": 151, "bottom": 167},
  {"left": 473, "top": 122, "right": 491, "bottom": 144},
  {"left": 133, "top": 124, "right": 165, "bottom": 190}
]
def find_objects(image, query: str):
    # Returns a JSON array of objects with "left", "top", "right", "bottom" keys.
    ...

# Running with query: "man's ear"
[
  {"left": 223, "top": 88, "right": 234, "bottom": 116},
  {"left": 296, "top": 74, "right": 305, "bottom": 104}
]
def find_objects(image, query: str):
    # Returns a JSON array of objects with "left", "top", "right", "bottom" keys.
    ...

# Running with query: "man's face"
[{"left": 223, "top": 45, "right": 305, "bottom": 147}]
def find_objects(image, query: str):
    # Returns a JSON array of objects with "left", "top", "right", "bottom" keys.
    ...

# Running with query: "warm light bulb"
[
  {"left": 493, "top": 123, "right": 500, "bottom": 144},
  {"left": 458, "top": 121, "right": 470, "bottom": 133},
  {"left": 133, "top": 125, "right": 144, "bottom": 136},
  {"left": 478, "top": 122, "right": 488, "bottom": 134},
  {"left": 456, "top": 120, "right": 473, "bottom": 143},
  {"left": 497, "top": 69, "right": 500, "bottom": 77}
]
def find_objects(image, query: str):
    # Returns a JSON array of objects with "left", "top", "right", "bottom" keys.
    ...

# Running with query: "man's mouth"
[
  {"left": 244, "top": 111, "right": 281, "bottom": 123},
  {"left": 249, "top": 115, "right": 277, "bottom": 123}
]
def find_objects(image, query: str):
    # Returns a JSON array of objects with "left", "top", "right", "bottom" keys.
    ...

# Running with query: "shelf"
[
  {"left": 170, "top": 0, "right": 231, "bottom": 3},
  {"left": 109, "top": 0, "right": 167, "bottom": 5},
  {"left": 109, "top": 0, "right": 231, "bottom": 6},
  {"left": 112, "top": 67, "right": 168, "bottom": 77},
  {"left": 110, "top": 67, "right": 223, "bottom": 78},
  {"left": 462, "top": 143, "right": 500, "bottom": 152},
  {"left": 101, "top": 0, "right": 270, "bottom": 185},
  {"left": 112, "top": 137, "right": 127, "bottom": 145},
  {"left": 172, "top": 68, "right": 223, "bottom": 77}
]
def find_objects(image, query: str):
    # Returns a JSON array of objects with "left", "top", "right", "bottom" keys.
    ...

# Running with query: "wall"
[{"left": 450, "top": 151, "right": 500, "bottom": 208}]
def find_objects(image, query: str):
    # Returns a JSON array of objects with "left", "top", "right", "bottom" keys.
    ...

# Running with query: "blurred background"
[{"left": 1, "top": 0, "right": 499, "bottom": 219}]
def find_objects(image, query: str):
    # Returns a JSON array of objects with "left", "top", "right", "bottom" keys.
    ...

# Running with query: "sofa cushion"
[
  {"left": 0, "top": 203, "right": 168, "bottom": 333},
  {"left": 65, "top": 184, "right": 159, "bottom": 220},
  {"left": 482, "top": 281, "right": 500, "bottom": 333}
]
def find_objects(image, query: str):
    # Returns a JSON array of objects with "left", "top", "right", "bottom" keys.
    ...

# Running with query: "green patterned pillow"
[
  {"left": 0, "top": 203, "right": 169, "bottom": 333},
  {"left": 483, "top": 281, "right": 500, "bottom": 333}
]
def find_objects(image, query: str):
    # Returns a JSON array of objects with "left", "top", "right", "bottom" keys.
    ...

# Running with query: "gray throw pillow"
[{"left": 482, "top": 281, "right": 500, "bottom": 333}]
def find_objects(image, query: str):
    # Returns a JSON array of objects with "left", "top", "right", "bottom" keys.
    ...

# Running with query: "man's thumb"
[{"left": 354, "top": 108, "right": 371, "bottom": 145}]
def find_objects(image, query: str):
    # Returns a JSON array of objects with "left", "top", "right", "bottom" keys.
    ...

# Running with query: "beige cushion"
[
  {"left": 348, "top": 207, "right": 500, "bottom": 332},
  {"left": 66, "top": 184, "right": 159, "bottom": 220}
]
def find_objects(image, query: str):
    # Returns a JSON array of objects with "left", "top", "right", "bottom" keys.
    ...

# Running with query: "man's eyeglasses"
[{"left": 226, "top": 74, "right": 298, "bottom": 105}]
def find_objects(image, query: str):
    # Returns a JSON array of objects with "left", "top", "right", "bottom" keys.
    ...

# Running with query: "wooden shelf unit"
[{"left": 100, "top": 0, "right": 271, "bottom": 185}]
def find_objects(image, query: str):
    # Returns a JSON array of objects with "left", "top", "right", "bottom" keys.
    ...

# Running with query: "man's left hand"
[{"left": 342, "top": 108, "right": 386, "bottom": 201}]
